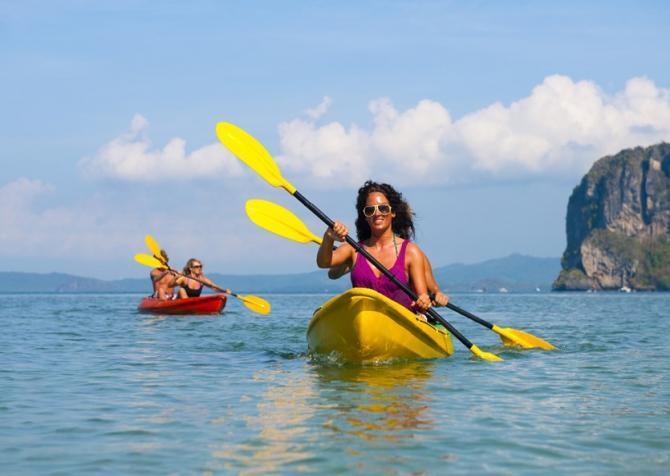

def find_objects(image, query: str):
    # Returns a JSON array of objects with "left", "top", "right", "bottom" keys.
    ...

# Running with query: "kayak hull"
[
  {"left": 307, "top": 288, "right": 453, "bottom": 362},
  {"left": 138, "top": 294, "right": 227, "bottom": 315}
]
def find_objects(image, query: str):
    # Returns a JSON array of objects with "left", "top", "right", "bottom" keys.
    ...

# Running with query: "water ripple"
[{"left": 1, "top": 292, "right": 669, "bottom": 474}]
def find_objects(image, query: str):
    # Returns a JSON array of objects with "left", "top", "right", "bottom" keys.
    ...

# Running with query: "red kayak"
[{"left": 138, "top": 294, "right": 227, "bottom": 315}]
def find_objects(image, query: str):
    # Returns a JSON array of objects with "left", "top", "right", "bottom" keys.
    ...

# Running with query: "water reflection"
[
  {"left": 205, "top": 361, "right": 439, "bottom": 473},
  {"left": 208, "top": 367, "right": 318, "bottom": 474},
  {"left": 313, "top": 360, "right": 437, "bottom": 442}
]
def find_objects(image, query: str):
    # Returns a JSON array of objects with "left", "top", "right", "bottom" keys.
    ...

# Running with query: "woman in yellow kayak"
[
  {"left": 317, "top": 181, "right": 446, "bottom": 312},
  {"left": 175, "top": 258, "right": 230, "bottom": 299},
  {"left": 328, "top": 245, "right": 449, "bottom": 307}
]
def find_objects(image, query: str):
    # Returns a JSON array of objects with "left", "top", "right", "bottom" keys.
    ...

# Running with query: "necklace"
[{"left": 367, "top": 234, "right": 399, "bottom": 257}]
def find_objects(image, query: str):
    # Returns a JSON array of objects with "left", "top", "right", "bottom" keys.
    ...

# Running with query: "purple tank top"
[{"left": 350, "top": 239, "right": 414, "bottom": 311}]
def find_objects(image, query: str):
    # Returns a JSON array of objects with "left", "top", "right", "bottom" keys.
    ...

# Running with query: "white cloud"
[
  {"left": 80, "top": 76, "right": 670, "bottom": 187},
  {"left": 277, "top": 119, "right": 372, "bottom": 186},
  {"left": 369, "top": 98, "right": 454, "bottom": 178},
  {"left": 0, "top": 177, "right": 311, "bottom": 278},
  {"left": 276, "top": 75, "right": 670, "bottom": 187},
  {"left": 0, "top": 178, "right": 136, "bottom": 258},
  {"left": 0, "top": 178, "right": 53, "bottom": 211},
  {"left": 0, "top": 179, "right": 54, "bottom": 246},
  {"left": 80, "top": 114, "right": 245, "bottom": 181},
  {"left": 305, "top": 96, "right": 333, "bottom": 120}
]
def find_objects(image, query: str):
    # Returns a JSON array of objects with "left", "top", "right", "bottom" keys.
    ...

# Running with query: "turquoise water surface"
[{"left": 1, "top": 292, "right": 669, "bottom": 474}]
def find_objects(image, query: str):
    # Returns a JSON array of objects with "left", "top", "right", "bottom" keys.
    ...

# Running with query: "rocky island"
[{"left": 554, "top": 143, "right": 670, "bottom": 291}]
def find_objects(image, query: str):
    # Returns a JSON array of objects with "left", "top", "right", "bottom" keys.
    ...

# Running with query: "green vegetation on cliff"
[
  {"left": 555, "top": 232, "right": 670, "bottom": 291},
  {"left": 555, "top": 143, "right": 670, "bottom": 291}
]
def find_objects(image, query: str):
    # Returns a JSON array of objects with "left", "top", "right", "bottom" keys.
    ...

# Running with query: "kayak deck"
[
  {"left": 307, "top": 288, "right": 453, "bottom": 362},
  {"left": 138, "top": 294, "right": 227, "bottom": 315}
]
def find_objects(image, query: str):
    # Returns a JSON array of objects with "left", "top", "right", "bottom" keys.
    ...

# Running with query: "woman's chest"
[{"left": 360, "top": 247, "right": 403, "bottom": 276}]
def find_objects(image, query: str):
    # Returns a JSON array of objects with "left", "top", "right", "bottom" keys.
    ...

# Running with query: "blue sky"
[{"left": 1, "top": 1, "right": 669, "bottom": 279}]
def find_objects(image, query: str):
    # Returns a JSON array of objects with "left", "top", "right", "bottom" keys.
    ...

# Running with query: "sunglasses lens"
[{"left": 363, "top": 204, "right": 392, "bottom": 217}]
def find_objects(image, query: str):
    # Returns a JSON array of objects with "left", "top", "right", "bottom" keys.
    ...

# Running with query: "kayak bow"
[{"left": 307, "top": 288, "right": 454, "bottom": 362}]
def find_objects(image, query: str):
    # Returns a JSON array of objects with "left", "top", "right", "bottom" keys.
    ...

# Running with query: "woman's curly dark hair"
[{"left": 355, "top": 181, "right": 415, "bottom": 242}]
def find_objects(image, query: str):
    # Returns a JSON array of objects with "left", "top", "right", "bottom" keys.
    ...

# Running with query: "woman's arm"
[
  {"left": 328, "top": 261, "right": 352, "bottom": 279},
  {"left": 422, "top": 252, "right": 449, "bottom": 306},
  {"left": 406, "top": 243, "right": 431, "bottom": 312},
  {"left": 174, "top": 276, "right": 190, "bottom": 299},
  {"left": 199, "top": 276, "right": 214, "bottom": 287},
  {"left": 316, "top": 221, "right": 354, "bottom": 269},
  {"left": 199, "top": 276, "right": 231, "bottom": 294}
]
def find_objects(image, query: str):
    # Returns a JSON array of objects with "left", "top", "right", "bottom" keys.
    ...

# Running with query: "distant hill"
[
  {"left": 433, "top": 254, "right": 560, "bottom": 292},
  {"left": 0, "top": 272, "right": 136, "bottom": 293},
  {"left": 0, "top": 254, "right": 560, "bottom": 293}
]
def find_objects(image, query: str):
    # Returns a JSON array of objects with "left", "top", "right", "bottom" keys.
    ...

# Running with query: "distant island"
[
  {"left": 554, "top": 142, "right": 670, "bottom": 291},
  {"left": 0, "top": 254, "right": 560, "bottom": 293}
]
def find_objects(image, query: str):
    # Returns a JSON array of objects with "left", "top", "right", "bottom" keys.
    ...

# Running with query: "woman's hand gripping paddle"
[
  {"left": 245, "top": 200, "right": 555, "bottom": 350},
  {"left": 134, "top": 250, "right": 271, "bottom": 316},
  {"left": 217, "top": 122, "right": 502, "bottom": 361}
]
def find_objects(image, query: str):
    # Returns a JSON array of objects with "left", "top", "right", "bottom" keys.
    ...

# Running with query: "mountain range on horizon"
[{"left": 0, "top": 253, "right": 560, "bottom": 293}]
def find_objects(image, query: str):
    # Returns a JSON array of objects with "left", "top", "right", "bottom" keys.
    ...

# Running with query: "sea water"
[{"left": 1, "top": 292, "right": 669, "bottom": 475}]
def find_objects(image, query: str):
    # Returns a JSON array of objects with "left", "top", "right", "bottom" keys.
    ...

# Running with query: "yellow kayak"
[{"left": 307, "top": 288, "right": 454, "bottom": 362}]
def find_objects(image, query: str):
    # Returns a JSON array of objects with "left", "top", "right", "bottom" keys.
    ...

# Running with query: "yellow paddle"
[
  {"left": 134, "top": 253, "right": 271, "bottom": 315},
  {"left": 245, "top": 200, "right": 346, "bottom": 280},
  {"left": 245, "top": 199, "right": 323, "bottom": 245},
  {"left": 245, "top": 199, "right": 556, "bottom": 350},
  {"left": 145, "top": 235, "right": 165, "bottom": 263},
  {"left": 217, "top": 122, "right": 502, "bottom": 361}
]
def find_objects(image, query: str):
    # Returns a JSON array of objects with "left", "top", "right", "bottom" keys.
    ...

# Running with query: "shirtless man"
[{"left": 150, "top": 250, "right": 177, "bottom": 300}]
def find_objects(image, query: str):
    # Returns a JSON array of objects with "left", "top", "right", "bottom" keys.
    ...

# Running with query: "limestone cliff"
[{"left": 553, "top": 143, "right": 670, "bottom": 290}]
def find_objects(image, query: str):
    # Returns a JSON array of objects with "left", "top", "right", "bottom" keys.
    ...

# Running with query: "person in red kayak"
[
  {"left": 175, "top": 258, "right": 230, "bottom": 299},
  {"left": 317, "top": 181, "right": 441, "bottom": 312},
  {"left": 150, "top": 250, "right": 177, "bottom": 300}
]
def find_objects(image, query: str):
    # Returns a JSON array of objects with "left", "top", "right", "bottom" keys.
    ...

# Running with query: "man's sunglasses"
[{"left": 362, "top": 204, "right": 392, "bottom": 217}]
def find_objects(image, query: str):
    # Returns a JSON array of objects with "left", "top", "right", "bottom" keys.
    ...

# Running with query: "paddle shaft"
[
  {"left": 292, "top": 191, "right": 477, "bottom": 349},
  {"left": 446, "top": 302, "right": 494, "bottom": 330},
  {"left": 247, "top": 198, "right": 498, "bottom": 332},
  {"left": 161, "top": 267, "right": 228, "bottom": 295}
]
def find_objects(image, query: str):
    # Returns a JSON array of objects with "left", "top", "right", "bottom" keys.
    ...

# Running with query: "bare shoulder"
[
  {"left": 405, "top": 242, "right": 425, "bottom": 262},
  {"left": 405, "top": 241, "right": 423, "bottom": 255}
]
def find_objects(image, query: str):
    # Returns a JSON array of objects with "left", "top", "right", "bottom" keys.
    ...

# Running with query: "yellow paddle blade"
[
  {"left": 215, "top": 122, "right": 297, "bottom": 194},
  {"left": 493, "top": 326, "right": 557, "bottom": 350},
  {"left": 145, "top": 234, "right": 164, "bottom": 262},
  {"left": 469, "top": 344, "right": 503, "bottom": 362},
  {"left": 238, "top": 294, "right": 271, "bottom": 315},
  {"left": 134, "top": 253, "right": 167, "bottom": 269},
  {"left": 245, "top": 199, "right": 323, "bottom": 245}
]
